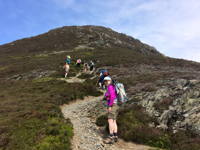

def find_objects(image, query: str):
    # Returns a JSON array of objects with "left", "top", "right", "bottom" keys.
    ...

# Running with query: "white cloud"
[
  {"left": 1, "top": 0, "right": 200, "bottom": 62},
  {"left": 48, "top": 0, "right": 200, "bottom": 62},
  {"left": 101, "top": 0, "right": 200, "bottom": 62}
]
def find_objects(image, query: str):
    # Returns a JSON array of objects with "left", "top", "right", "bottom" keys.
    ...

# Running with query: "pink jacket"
[{"left": 105, "top": 85, "right": 117, "bottom": 106}]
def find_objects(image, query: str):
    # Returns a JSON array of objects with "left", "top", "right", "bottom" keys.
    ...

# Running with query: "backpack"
[
  {"left": 111, "top": 79, "right": 129, "bottom": 104},
  {"left": 79, "top": 59, "right": 82, "bottom": 63},
  {"left": 66, "top": 65, "right": 70, "bottom": 69},
  {"left": 104, "top": 69, "right": 108, "bottom": 76}
]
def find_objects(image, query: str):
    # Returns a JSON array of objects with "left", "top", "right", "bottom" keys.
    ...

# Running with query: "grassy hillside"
[
  {"left": 0, "top": 25, "right": 200, "bottom": 80},
  {"left": 1, "top": 25, "right": 200, "bottom": 150},
  {"left": 0, "top": 78, "right": 101, "bottom": 149}
]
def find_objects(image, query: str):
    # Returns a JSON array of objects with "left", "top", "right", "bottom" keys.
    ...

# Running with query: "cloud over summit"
[{"left": 1, "top": 0, "right": 200, "bottom": 62}]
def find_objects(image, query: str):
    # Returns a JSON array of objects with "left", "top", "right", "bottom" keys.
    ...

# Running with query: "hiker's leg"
[
  {"left": 113, "top": 119, "right": 117, "bottom": 133},
  {"left": 108, "top": 119, "right": 114, "bottom": 134},
  {"left": 113, "top": 119, "right": 118, "bottom": 142},
  {"left": 91, "top": 66, "right": 94, "bottom": 74},
  {"left": 99, "top": 76, "right": 103, "bottom": 87},
  {"left": 102, "top": 80, "right": 105, "bottom": 89}
]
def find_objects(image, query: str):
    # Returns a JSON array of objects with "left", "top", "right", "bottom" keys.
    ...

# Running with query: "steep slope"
[
  {"left": 1, "top": 25, "right": 200, "bottom": 150},
  {"left": 1, "top": 25, "right": 200, "bottom": 80}
]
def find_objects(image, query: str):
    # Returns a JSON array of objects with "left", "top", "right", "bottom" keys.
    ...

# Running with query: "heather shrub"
[{"left": 116, "top": 105, "right": 200, "bottom": 150}]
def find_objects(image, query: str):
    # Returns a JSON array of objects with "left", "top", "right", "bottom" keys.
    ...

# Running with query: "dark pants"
[
  {"left": 90, "top": 66, "right": 94, "bottom": 71},
  {"left": 99, "top": 75, "right": 105, "bottom": 85},
  {"left": 77, "top": 63, "right": 81, "bottom": 68}
]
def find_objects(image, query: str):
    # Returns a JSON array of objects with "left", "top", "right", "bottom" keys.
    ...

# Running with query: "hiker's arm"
[
  {"left": 99, "top": 73, "right": 102, "bottom": 77},
  {"left": 107, "top": 86, "right": 115, "bottom": 106}
]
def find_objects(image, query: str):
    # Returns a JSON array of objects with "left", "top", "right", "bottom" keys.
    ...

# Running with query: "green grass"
[
  {"left": 0, "top": 79, "right": 102, "bottom": 149},
  {"left": 11, "top": 56, "right": 24, "bottom": 59},
  {"left": 85, "top": 52, "right": 93, "bottom": 56},
  {"left": 0, "top": 66, "right": 10, "bottom": 71}
]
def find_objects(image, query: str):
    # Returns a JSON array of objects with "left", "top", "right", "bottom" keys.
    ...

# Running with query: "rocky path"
[
  {"left": 61, "top": 95, "right": 152, "bottom": 150},
  {"left": 60, "top": 72, "right": 85, "bottom": 83},
  {"left": 60, "top": 70, "right": 153, "bottom": 149},
  {"left": 60, "top": 69, "right": 97, "bottom": 83}
]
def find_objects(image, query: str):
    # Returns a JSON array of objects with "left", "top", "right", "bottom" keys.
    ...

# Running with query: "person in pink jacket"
[{"left": 103, "top": 76, "right": 120, "bottom": 144}]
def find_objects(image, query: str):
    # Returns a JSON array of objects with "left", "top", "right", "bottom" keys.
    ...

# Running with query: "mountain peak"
[{"left": 0, "top": 25, "right": 162, "bottom": 57}]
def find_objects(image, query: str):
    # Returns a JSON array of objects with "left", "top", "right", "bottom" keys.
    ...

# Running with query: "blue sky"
[{"left": 1, "top": 0, "right": 200, "bottom": 62}]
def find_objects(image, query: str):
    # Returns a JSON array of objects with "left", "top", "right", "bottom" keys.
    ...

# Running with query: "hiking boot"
[
  {"left": 104, "top": 136, "right": 114, "bottom": 144},
  {"left": 114, "top": 136, "right": 118, "bottom": 142}
]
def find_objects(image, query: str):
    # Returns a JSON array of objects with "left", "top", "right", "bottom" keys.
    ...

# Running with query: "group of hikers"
[
  {"left": 63, "top": 55, "right": 95, "bottom": 77},
  {"left": 76, "top": 58, "right": 94, "bottom": 74},
  {"left": 63, "top": 55, "right": 128, "bottom": 144}
]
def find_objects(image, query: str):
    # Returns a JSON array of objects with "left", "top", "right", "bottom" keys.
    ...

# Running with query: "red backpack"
[{"left": 104, "top": 69, "right": 108, "bottom": 76}]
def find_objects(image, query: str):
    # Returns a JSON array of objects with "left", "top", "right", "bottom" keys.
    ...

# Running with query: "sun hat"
[{"left": 104, "top": 76, "right": 111, "bottom": 81}]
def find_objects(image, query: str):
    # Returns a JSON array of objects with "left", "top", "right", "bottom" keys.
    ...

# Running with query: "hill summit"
[
  {"left": 1, "top": 25, "right": 162, "bottom": 56},
  {"left": 1, "top": 25, "right": 199, "bottom": 79}
]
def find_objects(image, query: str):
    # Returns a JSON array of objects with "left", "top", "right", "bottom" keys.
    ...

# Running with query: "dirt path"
[
  {"left": 60, "top": 70, "right": 154, "bottom": 149},
  {"left": 61, "top": 68, "right": 98, "bottom": 83},
  {"left": 61, "top": 95, "right": 153, "bottom": 150},
  {"left": 60, "top": 72, "right": 85, "bottom": 83}
]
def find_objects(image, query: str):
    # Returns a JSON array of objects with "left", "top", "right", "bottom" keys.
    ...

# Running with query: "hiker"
[
  {"left": 66, "top": 57, "right": 70, "bottom": 66},
  {"left": 76, "top": 58, "right": 81, "bottom": 69},
  {"left": 103, "top": 76, "right": 120, "bottom": 144},
  {"left": 63, "top": 63, "right": 70, "bottom": 78},
  {"left": 89, "top": 61, "right": 94, "bottom": 74},
  {"left": 98, "top": 69, "right": 108, "bottom": 89},
  {"left": 66, "top": 55, "right": 71, "bottom": 59},
  {"left": 83, "top": 61, "right": 88, "bottom": 72}
]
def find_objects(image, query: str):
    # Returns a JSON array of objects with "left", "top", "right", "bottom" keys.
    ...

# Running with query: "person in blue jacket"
[{"left": 98, "top": 69, "right": 108, "bottom": 89}]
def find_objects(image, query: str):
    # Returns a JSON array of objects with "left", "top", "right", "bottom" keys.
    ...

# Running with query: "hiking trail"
[
  {"left": 61, "top": 69, "right": 97, "bottom": 83},
  {"left": 60, "top": 72, "right": 85, "bottom": 83},
  {"left": 60, "top": 71, "right": 153, "bottom": 150}
]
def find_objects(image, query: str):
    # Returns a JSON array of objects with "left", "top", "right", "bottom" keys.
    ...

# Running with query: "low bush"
[
  {"left": 127, "top": 97, "right": 142, "bottom": 103},
  {"left": 85, "top": 76, "right": 99, "bottom": 85},
  {"left": 0, "top": 79, "right": 102, "bottom": 149},
  {"left": 96, "top": 114, "right": 108, "bottom": 127},
  {"left": 77, "top": 73, "right": 94, "bottom": 79},
  {"left": 141, "top": 86, "right": 157, "bottom": 92},
  {"left": 153, "top": 98, "right": 173, "bottom": 113},
  {"left": 117, "top": 105, "right": 200, "bottom": 150}
]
